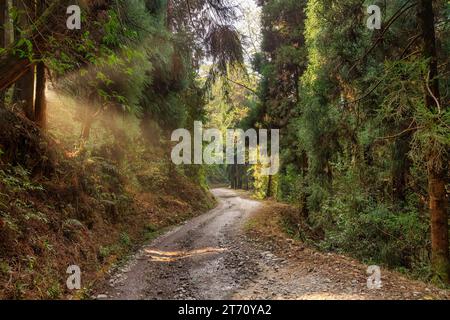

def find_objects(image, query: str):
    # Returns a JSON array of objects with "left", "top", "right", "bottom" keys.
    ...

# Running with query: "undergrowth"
[{"left": 0, "top": 99, "right": 215, "bottom": 299}]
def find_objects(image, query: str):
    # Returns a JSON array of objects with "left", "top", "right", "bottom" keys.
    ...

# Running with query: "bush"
[{"left": 310, "top": 185, "right": 430, "bottom": 273}]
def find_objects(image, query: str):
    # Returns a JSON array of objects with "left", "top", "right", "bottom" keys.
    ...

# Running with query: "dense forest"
[
  {"left": 0, "top": 0, "right": 448, "bottom": 300},
  {"left": 213, "top": 0, "right": 449, "bottom": 285},
  {"left": 242, "top": 0, "right": 450, "bottom": 284}
]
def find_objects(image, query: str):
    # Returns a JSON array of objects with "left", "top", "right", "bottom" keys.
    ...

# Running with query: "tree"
[
  {"left": 250, "top": 0, "right": 308, "bottom": 200},
  {"left": 0, "top": 0, "right": 6, "bottom": 108},
  {"left": 34, "top": 61, "right": 46, "bottom": 127},
  {"left": 0, "top": 0, "right": 63, "bottom": 92},
  {"left": 243, "top": 0, "right": 449, "bottom": 280},
  {"left": 0, "top": 1, "right": 8, "bottom": 108},
  {"left": 418, "top": 0, "right": 449, "bottom": 283},
  {"left": 34, "top": 0, "right": 47, "bottom": 128},
  {"left": 12, "top": 0, "right": 35, "bottom": 120}
]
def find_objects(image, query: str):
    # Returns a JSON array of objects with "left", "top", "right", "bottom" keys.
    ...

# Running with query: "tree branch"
[
  {"left": 348, "top": 0, "right": 417, "bottom": 75},
  {"left": 226, "top": 77, "right": 257, "bottom": 95}
]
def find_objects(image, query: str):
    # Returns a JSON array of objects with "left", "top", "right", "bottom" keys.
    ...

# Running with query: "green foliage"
[
  {"left": 0, "top": 260, "right": 11, "bottom": 277},
  {"left": 0, "top": 0, "right": 247, "bottom": 298},
  {"left": 0, "top": 165, "right": 43, "bottom": 193},
  {"left": 119, "top": 232, "right": 132, "bottom": 247},
  {"left": 245, "top": 0, "right": 450, "bottom": 281},
  {"left": 13, "top": 38, "right": 34, "bottom": 59},
  {"left": 252, "top": 160, "right": 278, "bottom": 200},
  {"left": 98, "top": 246, "right": 112, "bottom": 261},
  {"left": 0, "top": 165, "right": 46, "bottom": 233},
  {"left": 277, "top": 164, "right": 304, "bottom": 203},
  {"left": 46, "top": 283, "right": 62, "bottom": 299},
  {"left": 311, "top": 168, "right": 429, "bottom": 270}
]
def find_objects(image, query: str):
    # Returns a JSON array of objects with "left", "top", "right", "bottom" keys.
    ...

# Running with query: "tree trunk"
[
  {"left": 166, "top": 0, "right": 173, "bottom": 31},
  {"left": 237, "top": 165, "right": 243, "bottom": 189},
  {"left": 34, "top": 0, "right": 47, "bottom": 127},
  {"left": 392, "top": 134, "right": 411, "bottom": 202},
  {"left": 0, "top": 0, "right": 61, "bottom": 92},
  {"left": 230, "top": 164, "right": 237, "bottom": 189},
  {"left": 245, "top": 171, "right": 249, "bottom": 190},
  {"left": 0, "top": 53, "right": 32, "bottom": 91},
  {"left": 81, "top": 118, "right": 93, "bottom": 141},
  {"left": 0, "top": 0, "right": 6, "bottom": 108},
  {"left": 266, "top": 175, "right": 272, "bottom": 198},
  {"left": 34, "top": 62, "right": 46, "bottom": 127},
  {"left": 5, "top": 0, "right": 12, "bottom": 45},
  {"left": 418, "top": 0, "right": 449, "bottom": 283},
  {"left": 13, "top": 0, "right": 35, "bottom": 120},
  {"left": 14, "top": 68, "right": 35, "bottom": 119},
  {"left": 428, "top": 171, "right": 449, "bottom": 282}
]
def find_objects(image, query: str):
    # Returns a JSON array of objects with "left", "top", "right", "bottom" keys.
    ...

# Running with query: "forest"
[{"left": 0, "top": 0, "right": 448, "bottom": 300}]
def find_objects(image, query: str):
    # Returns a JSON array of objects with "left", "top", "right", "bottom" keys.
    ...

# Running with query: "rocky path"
[{"left": 97, "top": 189, "right": 449, "bottom": 300}]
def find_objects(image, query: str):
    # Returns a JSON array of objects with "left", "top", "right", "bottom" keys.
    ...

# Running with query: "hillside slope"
[{"left": 0, "top": 96, "right": 215, "bottom": 299}]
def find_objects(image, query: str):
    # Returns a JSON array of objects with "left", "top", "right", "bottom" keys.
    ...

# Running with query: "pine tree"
[
  {"left": 0, "top": 0, "right": 6, "bottom": 108},
  {"left": 418, "top": 0, "right": 449, "bottom": 283}
]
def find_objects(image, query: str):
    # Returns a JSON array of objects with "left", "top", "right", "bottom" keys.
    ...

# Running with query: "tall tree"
[
  {"left": 253, "top": 0, "right": 308, "bottom": 201},
  {"left": 12, "top": 0, "right": 35, "bottom": 120},
  {"left": 0, "top": 0, "right": 7, "bottom": 108},
  {"left": 244, "top": 0, "right": 449, "bottom": 279},
  {"left": 34, "top": 61, "right": 46, "bottom": 127},
  {"left": 418, "top": 0, "right": 449, "bottom": 283},
  {"left": 34, "top": 0, "right": 47, "bottom": 127}
]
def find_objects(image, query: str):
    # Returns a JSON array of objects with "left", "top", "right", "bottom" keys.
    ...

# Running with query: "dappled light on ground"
[
  {"left": 144, "top": 247, "right": 228, "bottom": 262},
  {"left": 297, "top": 293, "right": 367, "bottom": 300}
]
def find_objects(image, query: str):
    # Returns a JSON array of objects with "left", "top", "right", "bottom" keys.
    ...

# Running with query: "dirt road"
[
  {"left": 98, "top": 189, "right": 449, "bottom": 300},
  {"left": 101, "top": 188, "right": 261, "bottom": 300}
]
